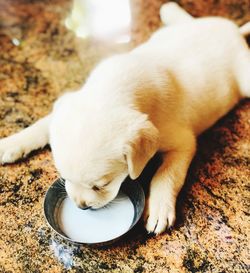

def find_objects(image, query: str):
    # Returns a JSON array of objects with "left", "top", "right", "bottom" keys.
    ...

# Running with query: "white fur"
[{"left": 1, "top": 3, "right": 250, "bottom": 234}]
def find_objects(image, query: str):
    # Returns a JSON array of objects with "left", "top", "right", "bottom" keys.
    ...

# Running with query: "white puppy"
[{"left": 0, "top": 3, "right": 250, "bottom": 234}]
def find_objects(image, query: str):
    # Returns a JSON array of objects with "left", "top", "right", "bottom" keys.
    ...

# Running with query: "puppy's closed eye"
[
  {"left": 92, "top": 181, "right": 110, "bottom": 191},
  {"left": 92, "top": 185, "right": 100, "bottom": 191}
]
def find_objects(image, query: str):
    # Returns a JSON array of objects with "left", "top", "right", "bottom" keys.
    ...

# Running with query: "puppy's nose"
[
  {"left": 77, "top": 202, "right": 91, "bottom": 210},
  {"left": 80, "top": 206, "right": 91, "bottom": 210}
]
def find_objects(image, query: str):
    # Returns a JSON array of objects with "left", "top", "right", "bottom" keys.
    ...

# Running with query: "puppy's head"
[{"left": 50, "top": 94, "right": 159, "bottom": 209}]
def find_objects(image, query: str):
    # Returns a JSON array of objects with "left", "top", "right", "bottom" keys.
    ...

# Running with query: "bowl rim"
[{"left": 43, "top": 178, "right": 145, "bottom": 246}]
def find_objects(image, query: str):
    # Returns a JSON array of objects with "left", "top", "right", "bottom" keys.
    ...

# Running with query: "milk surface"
[{"left": 58, "top": 192, "right": 134, "bottom": 243}]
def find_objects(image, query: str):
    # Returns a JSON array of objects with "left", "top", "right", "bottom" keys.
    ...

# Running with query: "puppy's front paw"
[
  {"left": 144, "top": 194, "right": 176, "bottom": 234},
  {"left": 0, "top": 138, "right": 27, "bottom": 164}
]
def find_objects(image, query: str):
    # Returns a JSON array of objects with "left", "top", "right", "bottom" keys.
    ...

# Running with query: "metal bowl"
[{"left": 44, "top": 178, "right": 145, "bottom": 246}]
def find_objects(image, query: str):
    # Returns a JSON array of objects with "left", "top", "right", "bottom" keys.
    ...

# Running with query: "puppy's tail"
[{"left": 240, "top": 22, "right": 250, "bottom": 37}]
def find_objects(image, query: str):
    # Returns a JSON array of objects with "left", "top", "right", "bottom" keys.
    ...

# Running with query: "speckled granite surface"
[{"left": 0, "top": 0, "right": 249, "bottom": 272}]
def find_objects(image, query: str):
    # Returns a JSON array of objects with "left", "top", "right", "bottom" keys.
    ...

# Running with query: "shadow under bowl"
[{"left": 44, "top": 178, "right": 145, "bottom": 246}]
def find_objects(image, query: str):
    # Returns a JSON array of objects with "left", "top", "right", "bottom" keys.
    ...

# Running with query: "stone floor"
[{"left": 0, "top": 0, "right": 249, "bottom": 272}]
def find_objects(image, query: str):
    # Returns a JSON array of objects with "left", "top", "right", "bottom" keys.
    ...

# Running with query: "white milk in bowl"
[{"left": 57, "top": 192, "right": 134, "bottom": 243}]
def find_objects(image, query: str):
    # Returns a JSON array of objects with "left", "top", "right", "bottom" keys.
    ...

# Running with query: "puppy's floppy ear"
[{"left": 124, "top": 119, "right": 159, "bottom": 180}]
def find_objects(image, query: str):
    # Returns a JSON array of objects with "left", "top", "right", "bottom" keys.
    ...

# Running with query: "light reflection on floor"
[{"left": 65, "top": 0, "right": 131, "bottom": 43}]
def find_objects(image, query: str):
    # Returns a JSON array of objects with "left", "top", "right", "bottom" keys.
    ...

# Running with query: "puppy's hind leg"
[
  {"left": 0, "top": 114, "right": 51, "bottom": 164},
  {"left": 160, "top": 2, "right": 194, "bottom": 26}
]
